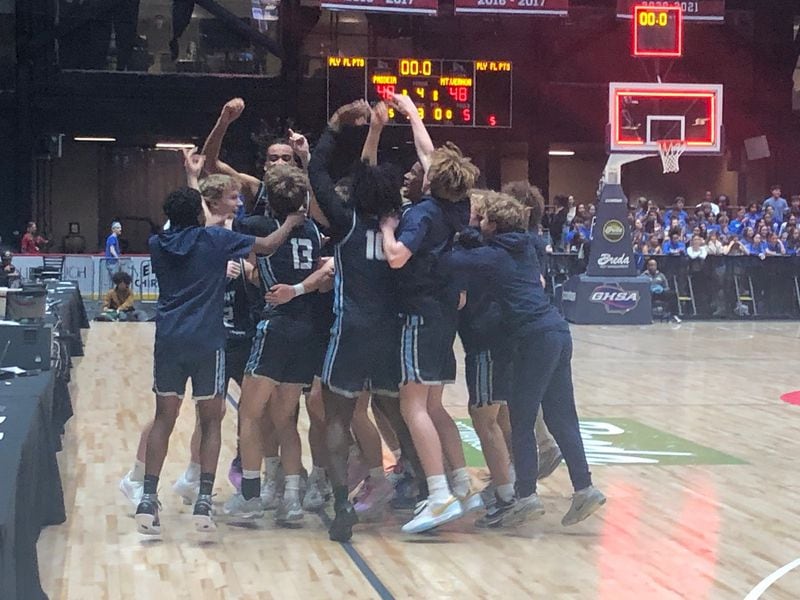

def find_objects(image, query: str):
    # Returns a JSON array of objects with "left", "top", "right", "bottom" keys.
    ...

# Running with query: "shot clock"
[
  {"left": 327, "top": 57, "right": 513, "bottom": 128},
  {"left": 631, "top": 4, "right": 684, "bottom": 57}
]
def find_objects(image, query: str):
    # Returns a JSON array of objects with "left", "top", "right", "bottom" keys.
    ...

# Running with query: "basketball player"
[
  {"left": 134, "top": 185, "right": 305, "bottom": 535},
  {"left": 308, "top": 100, "right": 404, "bottom": 542},
  {"left": 202, "top": 97, "right": 311, "bottom": 215},
  {"left": 440, "top": 191, "right": 606, "bottom": 527},
  {"left": 380, "top": 94, "right": 480, "bottom": 534},
  {"left": 223, "top": 165, "right": 322, "bottom": 526},
  {"left": 120, "top": 156, "right": 253, "bottom": 508}
]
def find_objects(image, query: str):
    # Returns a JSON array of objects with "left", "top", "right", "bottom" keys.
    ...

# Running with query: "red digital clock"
[
  {"left": 632, "top": 4, "right": 683, "bottom": 57},
  {"left": 327, "top": 57, "right": 512, "bottom": 128}
]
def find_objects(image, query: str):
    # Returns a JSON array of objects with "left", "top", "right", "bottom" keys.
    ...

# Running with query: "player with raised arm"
[
  {"left": 308, "top": 100, "right": 406, "bottom": 542},
  {"left": 222, "top": 165, "right": 323, "bottom": 526},
  {"left": 380, "top": 93, "right": 480, "bottom": 534},
  {"left": 134, "top": 180, "right": 305, "bottom": 535},
  {"left": 440, "top": 191, "right": 606, "bottom": 527},
  {"left": 202, "top": 97, "right": 311, "bottom": 215}
]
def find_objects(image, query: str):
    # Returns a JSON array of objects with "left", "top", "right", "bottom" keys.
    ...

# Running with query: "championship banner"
[
  {"left": 454, "top": 0, "right": 567, "bottom": 16},
  {"left": 616, "top": 0, "right": 725, "bottom": 23},
  {"left": 320, "top": 0, "right": 438, "bottom": 16}
]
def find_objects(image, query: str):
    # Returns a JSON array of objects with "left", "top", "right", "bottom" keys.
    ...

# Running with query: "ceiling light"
[
  {"left": 155, "top": 143, "right": 196, "bottom": 149},
  {"left": 74, "top": 136, "right": 116, "bottom": 142},
  {"left": 549, "top": 150, "right": 575, "bottom": 157}
]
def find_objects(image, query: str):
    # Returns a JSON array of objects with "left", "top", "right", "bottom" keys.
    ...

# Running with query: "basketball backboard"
[{"left": 608, "top": 82, "right": 723, "bottom": 154}]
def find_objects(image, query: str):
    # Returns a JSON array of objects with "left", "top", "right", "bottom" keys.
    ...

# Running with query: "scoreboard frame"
[
  {"left": 326, "top": 57, "right": 514, "bottom": 129},
  {"left": 631, "top": 4, "right": 684, "bottom": 58}
]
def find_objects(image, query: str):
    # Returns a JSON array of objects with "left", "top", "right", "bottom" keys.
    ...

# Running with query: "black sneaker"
[
  {"left": 474, "top": 497, "right": 514, "bottom": 529},
  {"left": 329, "top": 501, "right": 359, "bottom": 542},
  {"left": 135, "top": 493, "right": 162, "bottom": 535},
  {"left": 193, "top": 494, "right": 216, "bottom": 532}
]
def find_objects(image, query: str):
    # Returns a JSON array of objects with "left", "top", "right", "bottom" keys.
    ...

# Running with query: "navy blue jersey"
[
  {"left": 332, "top": 212, "right": 398, "bottom": 324},
  {"left": 312, "top": 243, "right": 335, "bottom": 338},
  {"left": 240, "top": 215, "right": 321, "bottom": 319},
  {"left": 441, "top": 232, "right": 565, "bottom": 340},
  {"left": 309, "top": 127, "right": 398, "bottom": 326},
  {"left": 223, "top": 258, "right": 260, "bottom": 339},
  {"left": 150, "top": 226, "right": 255, "bottom": 356},
  {"left": 395, "top": 197, "right": 469, "bottom": 317}
]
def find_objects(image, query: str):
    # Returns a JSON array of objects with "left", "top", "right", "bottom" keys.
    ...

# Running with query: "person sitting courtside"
[{"left": 100, "top": 271, "right": 137, "bottom": 320}]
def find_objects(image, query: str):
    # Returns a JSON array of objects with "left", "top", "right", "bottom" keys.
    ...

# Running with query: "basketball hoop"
[{"left": 657, "top": 139, "right": 687, "bottom": 174}]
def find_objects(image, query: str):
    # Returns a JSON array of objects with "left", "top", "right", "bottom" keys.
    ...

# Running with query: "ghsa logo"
[{"left": 589, "top": 283, "right": 640, "bottom": 315}]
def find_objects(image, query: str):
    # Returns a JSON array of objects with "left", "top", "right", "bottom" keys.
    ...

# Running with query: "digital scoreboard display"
[
  {"left": 327, "top": 57, "right": 513, "bottom": 128},
  {"left": 632, "top": 4, "right": 683, "bottom": 57}
]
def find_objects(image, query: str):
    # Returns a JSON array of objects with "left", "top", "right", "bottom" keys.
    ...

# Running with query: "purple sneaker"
[{"left": 228, "top": 456, "right": 243, "bottom": 492}]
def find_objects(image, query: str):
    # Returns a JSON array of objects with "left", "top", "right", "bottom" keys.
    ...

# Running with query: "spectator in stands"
[
  {"left": 705, "top": 213, "right": 720, "bottom": 235},
  {"left": 664, "top": 197, "right": 688, "bottom": 228},
  {"left": 567, "top": 229, "right": 589, "bottom": 255},
  {"left": 785, "top": 228, "right": 800, "bottom": 255},
  {"left": 729, "top": 208, "right": 746, "bottom": 236},
  {"left": 566, "top": 215, "right": 591, "bottom": 244},
  {"left": 0, "top": 251, "right": 20, "bottom": 287},
  {"left": 20, "top": 222, "right": 48, "bottom": 254},
  {"left": 634, "top": 196, "right": 650, "bottom": 221},
  {"left": 687, "top": 235, "right": 708, "bottom": 260},
  {"left": 725, "top": 235, "right": 748, "bottom": 256},
  {"left": 100, "top": 271, "right": 138, "bottom": 321},
  {"left": 644, "top": 236, "right": 663, "bottom": 255},
  {"left": 746, "top": 233, "right": 768, "bottom": 259},
  {"left": 644, "top": 212, "right": 663, "bottom": 239},
  {"left": 742, "top": 227, "right": 756, "bottom": 245},
  {"left": 790, "top": 194, "right": 800, "bottom": 218},
  {"left": 763, "top": 185, "right": 788, "bottom": 223},
  {"left": 686, "top": 225, "right": 704, "bottom": 243},
  {"left": 744, "top": 203, "right": 762, "bottom": 230},
  {"left": 549, "top": 194, "right": 570, "bottom": 250},
  {"left": 765, "top": 232, "right": 785, "bottom": 256},
  {"left": 706, "top": 231, "right": 724, "bottom": 255},
  {"left": 697, "top": 191, "right": 720, "bottom": 216},
  {"left": 716, "top": 194, "right": 730, "bottom": 214},
  {"left": 716, "top": 213, "right": 731, "bottom": 240},
  {"left": 662, "top": 231, "right": 686, "bottom": 255},
  {"left": 763, "top": 214, "right": 780, "bottom": 236},
  {"left": 632, "top": 230, "right": 645, "bottom": 254},
  {"left": 643, "top": 258, "right": 679, "bottom": 320},
  {"left": 779, "top": 214, "right": 796, "bottom": 237},
  {"left": 575, "top": 203, "right": 589, "bottom": 223}
]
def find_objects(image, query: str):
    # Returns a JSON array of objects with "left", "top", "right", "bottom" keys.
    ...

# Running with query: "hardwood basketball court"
[{"left": 37, "top": 321, "right": 800, "bottom": 599}]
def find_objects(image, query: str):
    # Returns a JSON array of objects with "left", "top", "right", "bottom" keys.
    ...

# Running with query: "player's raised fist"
[
  {"left": 287, "top": 128, "right": 310, "bottom": 159},
  {"left": 390, "top": 93, "right": 417, "bottom": 117},
  {"left": 182, "top": 147, "right": 205, "bottom": 178},
  {"left": 330, "top": 99, "right": 370, "bottom": 130},
  {"left": 370, "top": 102, "right": 390, "bottom": 129},
  {"left": 221, "top": 98, "right": 245, "bottom": 123}
]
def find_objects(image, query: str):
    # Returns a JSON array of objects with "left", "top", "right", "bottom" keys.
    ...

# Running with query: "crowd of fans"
[{"left": 542, "top": 185, "right": 800, "bottom": 260}]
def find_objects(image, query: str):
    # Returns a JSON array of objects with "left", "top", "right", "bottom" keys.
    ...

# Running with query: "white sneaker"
[
  {"left": 457, "top": 489, "right": 485, "bottom": 515},
  {"left": 261, "top": 477, "right": 281, "bottom": 510},
  {"left": 172, "top": 473, "right": 200, "bottom": 506},
  {"left": 302, "top": 474, "right": 331, "bottom": 511},
  {"left": 119, "top": 471, "right": 143, "bottom": 508},
  {"left": 275, "top": 496, "right": 304, "bottom": 525},
  {"left": 401, "top": 496, "right": 464, "bottom": 534},
  {"left": 503, "top": 494, "right": 546, "bottom": 527},
  {"left": 223, "top": 493, "right": 265, "bottom": 519}
]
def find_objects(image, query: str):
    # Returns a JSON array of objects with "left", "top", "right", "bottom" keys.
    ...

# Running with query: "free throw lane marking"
[{"left": 744, "top": 558, "right": 800, "bottom": 600}]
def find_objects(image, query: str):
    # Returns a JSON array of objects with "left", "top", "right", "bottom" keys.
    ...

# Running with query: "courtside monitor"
[
  {"left": 632, "top": 4, "right": 683, "bottom": 57},
  {"left": 5, "top": 287, "right": 47, "bottom": 322},
  {"left": 608, "top": 82, "right": 723, "bottom": 154}
]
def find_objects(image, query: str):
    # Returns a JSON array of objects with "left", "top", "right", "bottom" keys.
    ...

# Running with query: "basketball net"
[{"left": 657, "top": 139, "right": 687, "bottom": 174}]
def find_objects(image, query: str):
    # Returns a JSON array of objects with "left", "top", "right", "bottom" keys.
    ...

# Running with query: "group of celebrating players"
[{"left": 118, "top": 93, "right": 606, "bottom": 542}]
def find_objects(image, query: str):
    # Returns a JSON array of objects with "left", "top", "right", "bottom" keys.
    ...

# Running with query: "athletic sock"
[
  {"left": 264, "top": 456, "right": 280, "bottom": 479},
  {"left": 284, "top": 474, "right": 301, "bottom": 501},
  {"left": 497, "top": 483, "right": 515, "bottom": 503},
  {"left": 426, "top": 475, "right": 451, "bottom": 504},
  {"left": 368, "top": 466, "right": 386, "bottom": 482},
  {"left": 509, "top": 462, "right": 517, "bottom": 485},
  {"left": 185, "top": 462, "right": 201, "bottom": 481},
  {"left": 450, "top": 467, "right": 471, "bottom": 497},
  {"left": 199, "top": 473, "right": 214, "bottom": 496},
  {"left": 241, "top": 470, "right": 261, "bottom": 500},
  {"left": 143, "top": 475, "right": 159, "bottom": 495},
  {"left": 131, "top": 460, "right": 145, "bottom": 482}
]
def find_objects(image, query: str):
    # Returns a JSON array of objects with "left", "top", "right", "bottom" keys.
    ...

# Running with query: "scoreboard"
[
  {"left": 632, "top": 4, "right": 683, "bottom": 57},
  {"left": 327, "top": 57, "right": 513, "bottom": 128}
]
